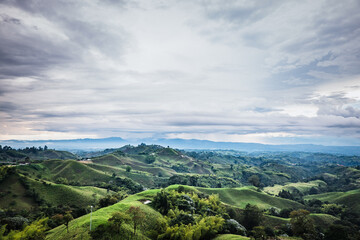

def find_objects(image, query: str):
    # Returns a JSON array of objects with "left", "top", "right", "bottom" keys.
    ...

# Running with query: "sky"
[{"left": 0, "top": 0, "right": 360, "bottom": 146}]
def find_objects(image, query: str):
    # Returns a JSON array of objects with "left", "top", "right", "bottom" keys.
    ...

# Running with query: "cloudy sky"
[{"left": 1, "top": 0, "right": 360, "bottom": 145}]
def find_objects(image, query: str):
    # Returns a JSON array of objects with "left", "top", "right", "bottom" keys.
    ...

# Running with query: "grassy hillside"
[
  {"left": 213, "top": 234, "right": 250, "bottom": 240},
  {"left": 264, "top": 180, "right": 327, "bottom": 195},
  {"left": 304, "top": 189, "right": 360, "bottom": 214},
  {"left": 196, "top": 186, "right": 303, "bottom": 210},
  {"left": 18, "top": 160, "right": 112, "bottom": 185},
  {"left": 27, "top": 178, "right": 109, "bottom": 208},
  {"left": 0, "top": 147, "right": 76, "bottom": 162},
  {"left": 309, "top": 213, "right": 339, "bottom": 231},
  {"left": 46, "top": 189, "right": 162, "bottom": 240},
  {"left": 0, "top": 173, "right": 36, "bottom": 210},
  {"left": 0, "top": 172, "right": 110, "bottom": 210},
  {"left": 45, "top": 185, "right": 344, "bottom": 240}
]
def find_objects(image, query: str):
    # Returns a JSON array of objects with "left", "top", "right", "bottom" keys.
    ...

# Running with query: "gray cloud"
[
  {"left": 0, "top": 0, "right": 359, "bottom": 145},
  {"left": 316, "top": 93, "right": 360, "bottom": 118}
]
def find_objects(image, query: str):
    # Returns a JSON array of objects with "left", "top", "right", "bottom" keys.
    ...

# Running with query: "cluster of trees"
[
  {"left": 0, "top": 218, "right": 48, "bottom": 240},
  {"left": 95, "top": 176, "right": 144, "bottom": 194},
  {"left": 97, "top": 192, "right": 128, "bottom": 208},
  {"left": 146, "top": 187, "right": 247, "bottom": 239},
  {"left": 91, "top": 206, "right": 146, "bottom": 240},
  {"left": 168, "top": 175, "right": 239, "bottom": 188},
  {"left": 0, "top": 145, "right": 49, "bottom": 154}
]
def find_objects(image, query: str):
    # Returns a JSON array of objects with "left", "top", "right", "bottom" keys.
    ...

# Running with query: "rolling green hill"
[
  {"left": 18, "top": 160, "right": 112, "bottom": 185},
  {"left": 264, "top": 180, "right": 327, "bottom": 195},
  {"left": 196, "top": 186, "right": 304, "bottom": 210},
  {"left": 304, "top": 188, "right": 360, "bottom": 214},
  {"left": 45, "top": 184, "right": 346, "bottom": 240},
  {"left": 0, "top": 147, "right": 76, "bottom": 162},
  {"left": 46, "top": 189, "right": 162, "bottom": 240},
  {"left": 0, "top": 171, "right": 109, "bottom": 210},
  {"left": 27, "top": 178, "right": 109, "bottom": 208},
  {"left": 0, "top": 172, "right": 36, "bottom": 210}
]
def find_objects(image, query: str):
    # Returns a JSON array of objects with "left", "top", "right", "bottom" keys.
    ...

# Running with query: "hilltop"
[{"left": 0, "top": 145, "right": 76, "bottom": 163}]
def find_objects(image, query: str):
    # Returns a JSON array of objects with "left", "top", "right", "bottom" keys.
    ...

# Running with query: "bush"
[{"left": 222, "top": 219, "right": 247, "bottom": 235}]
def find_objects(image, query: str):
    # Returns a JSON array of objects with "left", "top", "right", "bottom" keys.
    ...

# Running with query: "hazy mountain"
[{"left": 1, "top": 137, "right": 360, "bottom": 155}]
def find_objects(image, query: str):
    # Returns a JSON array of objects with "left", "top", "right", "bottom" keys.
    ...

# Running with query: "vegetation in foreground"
[{"left": 0, "top": 143, "right": 360, "bottom": 239}]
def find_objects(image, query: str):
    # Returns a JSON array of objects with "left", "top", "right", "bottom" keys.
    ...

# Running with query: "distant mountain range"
[{"left": 1, "top": 137, "right": 360, "bottom": 155}]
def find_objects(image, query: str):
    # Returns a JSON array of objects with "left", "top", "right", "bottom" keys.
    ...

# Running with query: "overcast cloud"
[{"left": 0, "top": 0, "right": 360, "bottom": 145}]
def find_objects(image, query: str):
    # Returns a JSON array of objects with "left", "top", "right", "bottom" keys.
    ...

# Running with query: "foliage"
[
  {"left": 250, "top": 226, "right": 267, "bottom": 240},
  {"left": 242, "top": 204, "right": 263, "bottom": 230},
  {"left": 168, "top": 175, "right": 239, "bottom": 188},
  {"left": 90, "top": 211, "right": 132, "bottom": 240},
  {"left": 158, "top": 216, "right": 224, "bottom": 240},
  {"left": 222, "top": 219, "right": 247, "bottom": 236},
  {"left": 63, "top": 212, "right": 73, "bottom": 233},
  {"left": 145, "top": 155, "right": 156, "bottom": 164},
  {"left": 127, "top": 206, "right": 146, "bottom": 237},
  {"left": 248, "top": 175, "right": 260, "bottom": 187},
  {"left": 290, "top": 209, "right": 316, "bottom": 239},
  {"left": 1, "top": 218, "right": 48, "bottom": 240},
  {"left": 98, "top": 192, "right": 127, "bottom": 208}
]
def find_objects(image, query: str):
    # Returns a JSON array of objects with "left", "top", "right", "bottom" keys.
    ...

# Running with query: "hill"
[
  {"left": 195, "top": 186, "right": 303, "bottom": 210},
  {"left": 304, "top": 188, "right": 360, "bottom": 214},
  {"left": 46, "top": 185, "right": 341, "bottom": 240},
  {"left": 264, "top": 180, "right": 327, "bottom": 195},
  {"left": 0, "top": 146, "right": 76, "bottom": 163},
  {"left": 46, "top": 189, "right": 163, "bottom": 240},
  {"left": 0, "top": 170, "right": 109, "bottom": 210}
]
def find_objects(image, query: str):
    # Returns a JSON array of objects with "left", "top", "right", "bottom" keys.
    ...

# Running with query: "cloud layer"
[{"left": 1, "top": 0, "right": 360, "bottom": 145}]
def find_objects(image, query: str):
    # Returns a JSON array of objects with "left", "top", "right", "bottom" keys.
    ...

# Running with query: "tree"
[
  {"left": 290, "top": 209, "right": 315, "bottom": 239},
  {"left": 242, "top": 204, "right": 263, "bottom": 230},
  {"left": 126, "top": 166, "right": 132, "bottom": 172},
  {"left": 91, "top": 212, "right": 131, "bottom": 240},
  {"left": 325, "top": 224, "right": 350, "bottom": 240},
  {"left": 127, "top": 206, "right": 145, "bottom": 237},
  {"left": 108, "top": 212, "right": 131, "bottom": 233},
  {"left": 251, "top": 226, "right": 267, "bottom": 240},
  {"left": 63, "top": 211, "right": 73, "bottom": 233},
  {"left": 248, "top": 175, "right": 260, "bottom": 187},
  {"left": 145, "top": 155, "right": 156, "bottom": 164},
  {"left": 4, "top": 218, "right": 48, "bottom": 240}
]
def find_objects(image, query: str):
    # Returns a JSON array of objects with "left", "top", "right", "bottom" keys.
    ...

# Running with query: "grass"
[
  {"left": 264, "top": 180, "right": 327, "bottom": 195},
  {"left": 304, "top": 188, "right": 360, "bottom": 214},
  {"left": 0, "top": 174, "right": 36, "bottom": 210},
  {"left": 213, "top": 234, "right": 250, "bottom": 240},
  {"left": 28, "top": 178, "right": 109, "bottom": 208},
  {"left": 196, "top": 186, "right": 303, "bottom": 210},
  {"left": 309, "top": 213, "right": 339, "bottom": 231},
  {"left": 263, "top": 215, "right": 289, "bottom": 228},
  {"left": 18, "top": 160, "right": 112, "bottom": 185}
]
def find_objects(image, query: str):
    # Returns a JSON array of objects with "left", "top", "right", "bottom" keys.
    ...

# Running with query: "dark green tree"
[
  {"left": 242, "top": 204, "right": 263, "bottom": 230},
  {"left": 290, "top": 209, "right": 315, "bottom": 239},
  {"left": 127, "top": 206, "right": 145, "bottom": 238},
  {"left": 63, "top": 211, "right": 73, "bottom": 233}
]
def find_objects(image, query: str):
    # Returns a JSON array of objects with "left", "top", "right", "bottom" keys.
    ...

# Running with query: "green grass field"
[
  {"left": 28, "top": 178, "right": 110, "bottom": 208},
  {"left": 264, "top": 180, "right": 327, "bottom": 195},
  {"left": 213, "top": 234, "right": 250, "bottom": 240},
  {"left": 196, "top": 186, "right": 303, "bottom": 210}
]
